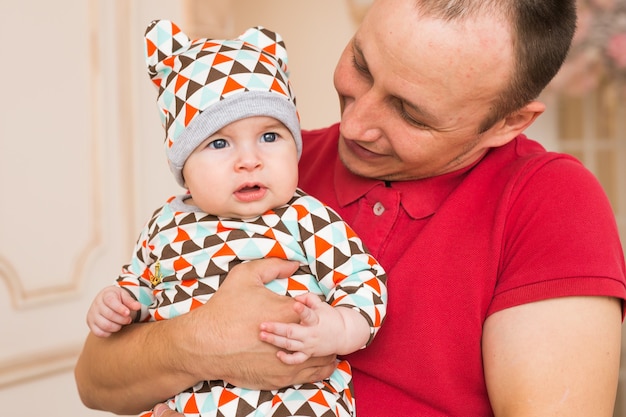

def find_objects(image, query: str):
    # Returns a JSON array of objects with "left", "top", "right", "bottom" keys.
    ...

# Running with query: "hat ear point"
[
  {"left": 144, "top": 20, "right": 192, "bottom": 70},
  {"left": 239, "top": 26, "right": 290, "bottom": 74}
]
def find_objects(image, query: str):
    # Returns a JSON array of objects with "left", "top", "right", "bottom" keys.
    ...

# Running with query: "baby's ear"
[
  {"left": 238, "top": 26, "right": 290, "bottom": 76},
  {"left": 144, "top": 20, "right": 192, "bottom": 88}
]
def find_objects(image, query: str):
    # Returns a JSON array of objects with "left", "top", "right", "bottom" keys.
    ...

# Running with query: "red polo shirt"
[{"left": 298, "top": 123, "right": 626, "bottom": 417}]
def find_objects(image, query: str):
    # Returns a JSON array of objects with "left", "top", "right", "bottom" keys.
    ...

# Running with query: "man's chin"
[{"left": 338, "top": 152, "right": 381, "bottom": 180}]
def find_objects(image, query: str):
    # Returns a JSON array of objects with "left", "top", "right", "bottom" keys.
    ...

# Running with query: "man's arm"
[
  {"left": 483, "top": 296, "right": 622, "bottom": 417},
  {"left": 74, "top": 258, "right": 337, "bottom": 415}
]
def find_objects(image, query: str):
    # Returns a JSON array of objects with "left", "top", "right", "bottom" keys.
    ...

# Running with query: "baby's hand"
[
  {"left": 86, "top": 286, "right": 141, "bottom": 337},
  {"left": 259, "top": 293, "right": 331, "bottom": 364}
]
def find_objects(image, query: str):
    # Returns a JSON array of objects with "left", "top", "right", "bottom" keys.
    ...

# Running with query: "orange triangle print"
[
  {"left": 345, "top": 225, "right": 358, "bottom": 240},
  {"left": 175, "top": 74, "right": 189, "bottom": 93},
  {"left": 183, "top": 394, "right": 199, "bottom": 413},
  {"left": 264, "top": 43, "right": 277, "bottom": 56},
  {"left": 292, "top": 204, "right": 308, "bottom": 221},
  {"left": 146, "top": 39, "right": 157, "bottom": 58},
  {"left": 287, "top": 278, "right": 308, "bottom": 292},
  {"left": 202, "top": 41, "right": 220, "bottom": 49},
  {"left": 174, "top": 227, "right": 191, "bottom": 242},
  {"left": 184, "top": 103, "right": 199, "bottom": 126},
  {"left": 314, "top": 235, "right": 332, "bottom": 257},
  {"left": 163, "top": 56, "right": 176, "bottom": 69},
  {"left": 140, "top": 268, "right": 152, "bottom": 280},
  {"left": 267, "top": 242, "right": 288, "bottom": 259},
  {"left": 214, "top": 243, "right": 236, "bottom": 257},
  {"left": 365, "top": 277, "right": 382, "bottom": 294},
  {"left": 263, "top": 228, "right": 277, "bottom": 240},
  {"left": 213, "top": 52, "right": 233, "bottom": 65},
  {"left": 216, "top": 221, "right": 231, "bottom": 233},
  {"left": 181, "top": 278, "right": 198, "bottom": 287},
  {"left": 174, "top": 256, "right": 192, "bottom": 271},
  {"left": 322, "top": 380, "right": 336, "bottom": 393},
  {"left": 374, "top": 308, "right": 381, "bottom": 327},
  {"left": 190, "top": 297, "right": 204, "bottom": 311},
  {"left": 258, "top": 53, "right": 273, "bottom": 66},
  {"left": 309, "top": 390, "right": 330, "bottom": 407},
  {"left": 270, "top": 78, "right": 287, "bottom": 96},
  {"left": 344, "top": 385, "right": 353, "bottom": 404},
  {"left": 218, "top": 389, "right": 238, "bottom": 406},
  {"left": 154, "top": 308, "right": 165, "bottom": 321},
  {"left": 223, "top": 76, "right": 245, "bottom": 94},
  {"left": 333, "top": 294, "right": 347, "bottom": 305},
  {"left": 337, "top": 360, "right": 351, "bottom": 374},
  {"left": 332, "top": 270, "right": 348, "bottom": 285}
]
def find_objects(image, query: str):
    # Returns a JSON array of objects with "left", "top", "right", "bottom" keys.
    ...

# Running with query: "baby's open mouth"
[
  {"left": 238, "top": 185, "right": 261, "bottom": 193},
  {"left": 233, "top": 184, "right": 266, "bottom": 202}
]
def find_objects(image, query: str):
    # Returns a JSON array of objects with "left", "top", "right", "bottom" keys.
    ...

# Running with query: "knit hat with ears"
[{"left": 144, "top": 20, "right": 301, "bottom": 187}]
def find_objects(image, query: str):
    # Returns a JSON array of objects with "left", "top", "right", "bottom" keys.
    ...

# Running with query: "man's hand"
[{"left": 181, "top": 258, "right": 337, "bottom": 389}]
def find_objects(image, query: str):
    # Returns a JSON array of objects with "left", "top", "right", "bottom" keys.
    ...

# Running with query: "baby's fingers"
[
  {"left": 119, "top": 289, "right": 142, "bottom": 311},
  {"left": 90, "top": 316, "right": 125, "bottom": 337},
  {"left": 276, "top": 350, "right": 309, "bottom": 365},
  {"left": 259, "top": 322, "right": 305, "bottom": 352}
]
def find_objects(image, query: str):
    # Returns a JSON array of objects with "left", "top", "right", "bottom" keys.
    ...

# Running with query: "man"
[{"left": 75, "top": 0, "right": 626, "bottom": 415}]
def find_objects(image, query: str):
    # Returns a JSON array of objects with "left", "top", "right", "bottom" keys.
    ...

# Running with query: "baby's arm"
[
  {"left": 259, "top": 292, "right": 370, "bottom": 364},
  {"left": 86, "top": 285, "right": 141, "bottom": 338}
]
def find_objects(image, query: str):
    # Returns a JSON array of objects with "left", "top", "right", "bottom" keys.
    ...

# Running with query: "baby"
[{"left": 86, "top": 20, "right": 387, "bottom": 417}]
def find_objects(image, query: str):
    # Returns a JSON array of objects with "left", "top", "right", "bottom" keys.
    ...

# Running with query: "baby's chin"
[{"left": 223, "top": 204, "right": 276, "bottom": 221}]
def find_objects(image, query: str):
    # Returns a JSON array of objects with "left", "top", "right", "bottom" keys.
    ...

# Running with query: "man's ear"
[{"left": 484, "top": 100, "right": 546, "bottom": 147}]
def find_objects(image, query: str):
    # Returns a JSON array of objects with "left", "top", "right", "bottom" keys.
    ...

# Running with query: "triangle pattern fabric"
[{"left": 118, "top": 188, "right": 387, "bottom": 416}]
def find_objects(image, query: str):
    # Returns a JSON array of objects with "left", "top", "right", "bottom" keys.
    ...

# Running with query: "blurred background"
[{"left": 0, "top": 1, "right": 624, "bottom": 415}]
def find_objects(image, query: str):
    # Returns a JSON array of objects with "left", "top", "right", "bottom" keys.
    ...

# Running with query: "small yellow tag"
[{"left": 150, "top": 261, "right": 163, "bottom": 286}]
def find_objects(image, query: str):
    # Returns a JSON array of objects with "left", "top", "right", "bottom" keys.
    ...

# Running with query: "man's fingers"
[{"left": 231, "top": 258, "right": 300, "bottom": 285}]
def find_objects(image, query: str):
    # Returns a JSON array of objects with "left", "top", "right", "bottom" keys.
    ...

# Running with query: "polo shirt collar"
[{"left": 334, "top": 156, "right": 478, "bottom": 220}]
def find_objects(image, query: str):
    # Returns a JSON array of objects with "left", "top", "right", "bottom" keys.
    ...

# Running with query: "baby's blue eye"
[
  {"left": 209, "top": 139, "right": 228, "bottom": 149},
  {"left": 261, "top": 132, "right": 278, "bottom": 143}
]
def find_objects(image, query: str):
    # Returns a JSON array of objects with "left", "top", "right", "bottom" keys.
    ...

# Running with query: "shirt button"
[{"left": 373, "top": 202, "right": 385, "bottom": 216}]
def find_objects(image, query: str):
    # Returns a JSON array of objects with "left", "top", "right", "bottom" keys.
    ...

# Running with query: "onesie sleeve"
[
  {"left": 489, "top": 155, "right": 626, "bottom": 315},
  {"left": 116, "top": 210, "right": 161, "bottom": 322},
  {"left": 295, "top": 194, "right": 388, "bottom": 345}
]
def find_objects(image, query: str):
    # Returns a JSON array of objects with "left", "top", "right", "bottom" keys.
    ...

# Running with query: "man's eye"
[
  {"left": 209, "top": 139, "right": 228, "bottom": 149},
  {"left": 400, "top": 110, "right": 428, "bottom": 128},
  {"left": 261, "top": 132, "right": 278, "bottom": 143},
  {"left": 352, "top": 55, "right": 370, "bottom": 77},
  {"left": 397, "top": 102, "right": 430, "bottom": 129}
]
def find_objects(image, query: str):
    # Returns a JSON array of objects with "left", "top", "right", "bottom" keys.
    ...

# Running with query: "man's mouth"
[{"left": 342, "top": 137, "right": 382, "bottom": 159}]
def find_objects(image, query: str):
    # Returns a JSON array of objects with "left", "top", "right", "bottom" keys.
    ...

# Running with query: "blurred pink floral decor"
[{"left": 548, "top": 0, "right": 626, "bottom": 96}]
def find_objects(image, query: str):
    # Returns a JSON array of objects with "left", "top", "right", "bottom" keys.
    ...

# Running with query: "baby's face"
[{"left": 182, "top": 116, "right": 299, "bottom": 219}]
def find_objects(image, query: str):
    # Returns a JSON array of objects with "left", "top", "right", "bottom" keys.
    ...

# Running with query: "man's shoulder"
[{"left": 483, "top": 134, "right": 581, "bottom": 179}]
